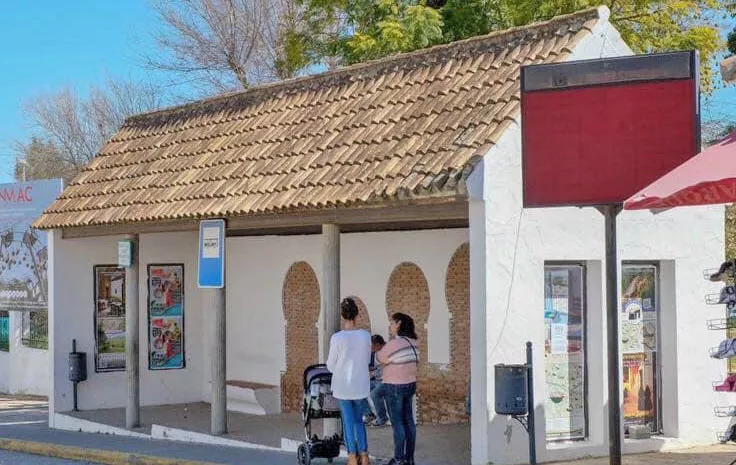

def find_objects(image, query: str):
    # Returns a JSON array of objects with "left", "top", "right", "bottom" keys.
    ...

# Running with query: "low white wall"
[
  {"left": 49, "top": 231, "right": 204, "bottom": 416},
  {"left": 224, "top": 229, "right": 468, "bottom": 390},
  {"left": 0, "top": 313, "right": 48, "bottom": 396}
]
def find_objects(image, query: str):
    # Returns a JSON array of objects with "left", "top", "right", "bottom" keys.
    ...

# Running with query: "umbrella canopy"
[{"left": 624, "top": 132, "right": 736, "bottom": 210}]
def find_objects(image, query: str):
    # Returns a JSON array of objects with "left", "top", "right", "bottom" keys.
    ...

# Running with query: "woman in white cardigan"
[{"left": 326, "top": 297, "right": 372, "bottom": 465}]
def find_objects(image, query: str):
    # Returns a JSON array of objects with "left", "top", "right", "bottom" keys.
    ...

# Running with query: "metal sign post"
[
  {"left": 602, "top": 204, "right": 623, "bottom": 465},
  {"left": 198, "top": 219, "right": 227, "bottom": 435}
]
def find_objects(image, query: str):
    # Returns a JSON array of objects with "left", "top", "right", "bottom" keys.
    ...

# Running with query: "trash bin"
[{"left": 494, "top": 364, "right": 527, "bottom": 416}]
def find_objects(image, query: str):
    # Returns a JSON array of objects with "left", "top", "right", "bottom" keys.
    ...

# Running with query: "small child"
[{"left": 365, "top": 335, "right": 389, "bottom": 427}]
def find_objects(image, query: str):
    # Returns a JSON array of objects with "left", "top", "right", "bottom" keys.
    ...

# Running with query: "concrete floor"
[
  {"left": 63, "top": 403, "right": 736, "bottom": 465},
  {"left": 65, "top": 402, "right": 470, "bottom": 465}
]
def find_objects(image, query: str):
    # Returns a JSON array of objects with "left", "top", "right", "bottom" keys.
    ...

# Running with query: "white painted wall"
[
  {"left": 0, "top": 313, "right": 49, "bottom": 396},
  {"left": 223, "top": 229, "right": 468, "bottom": 391},
  {"left": 48, "top": 227, "right": 468, "bottom": 414},
  {"left": 467, "top": 14, "right": 725, "bottom": 463},
  {"left": 48, "top": 231, "right": 204, "bottom": 420}
]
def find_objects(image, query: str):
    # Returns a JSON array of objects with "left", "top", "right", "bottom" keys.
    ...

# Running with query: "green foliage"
[{"left": 292, "top": 0, "right": 730, "bottom": 93}]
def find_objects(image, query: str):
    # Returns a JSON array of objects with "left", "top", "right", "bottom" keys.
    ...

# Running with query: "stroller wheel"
[{"left": 297, "top": 443, "right": 311, "bottom": 465}]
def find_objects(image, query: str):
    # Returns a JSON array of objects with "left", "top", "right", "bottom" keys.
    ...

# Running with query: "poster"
[
  {"left": 620, "top": 265, "right": 659, "bottom": 432},
  {"left": 0, "top": 181, "right": 63, "bottom": 346},
  {"left": 148, "top": 264, "right": 184, "bottom": 370},
  {"left": 94, "top": 265, "right": 126, "bottom": 372},
  {"left": 544, "top": 266, "right": 586, "bottom": 440}
]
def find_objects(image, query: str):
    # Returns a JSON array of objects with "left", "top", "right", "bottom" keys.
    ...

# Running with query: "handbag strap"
[{"left": 401, "top": 336, "right": 419, "bottom": 364}]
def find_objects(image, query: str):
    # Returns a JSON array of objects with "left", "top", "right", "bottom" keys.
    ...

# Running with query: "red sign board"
[{"left": 521, "top": 52, "right": 699, "bottom": 207}]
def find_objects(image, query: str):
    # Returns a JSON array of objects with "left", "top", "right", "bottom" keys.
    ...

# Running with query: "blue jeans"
[
  {"left": 371, "top": 382, "right": 389, "bottom": 423},
  {"left": 338, "top": 399, "right": 368, "bottom": 454},
  {"left": 385, "top": 382, "right": 416, "bottom": 462}
]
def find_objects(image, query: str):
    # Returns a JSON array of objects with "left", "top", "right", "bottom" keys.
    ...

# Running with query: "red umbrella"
[{"left": 625, "top": 132, "right": 736, "bottom": 210}]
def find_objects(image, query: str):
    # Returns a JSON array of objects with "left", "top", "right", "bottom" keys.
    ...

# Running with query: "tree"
[
  {"left": 13, "top": 138, "right": 76, "bottom": 184},
  {"left": 15, "top": 77, "right": 162, "bottom": 183},
  {"left": 294, "top": 0, "right": 732, "bottom": 93},
  {"left": 147, "top": 0, "right": 305, "bottom": 93}
]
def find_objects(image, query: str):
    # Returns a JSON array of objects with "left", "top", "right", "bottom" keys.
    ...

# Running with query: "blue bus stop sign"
[{"left": 198, "top": 219, "right": 225, "bottom": 288}]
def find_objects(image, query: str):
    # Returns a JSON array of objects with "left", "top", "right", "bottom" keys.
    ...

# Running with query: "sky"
[
  {"left": 0, "top": 1, "right": 163, "bottom": 183},
  {"left": 0, "top": 2, "right": 734, "bottom": 185}
]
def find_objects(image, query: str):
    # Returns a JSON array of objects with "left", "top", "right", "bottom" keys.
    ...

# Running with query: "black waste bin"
[
  {"left": 69, "top": 351, "right": 87, "bottom": 383},
  {"left": 494, "top": 363, "right": 527, "bottom": 416}
]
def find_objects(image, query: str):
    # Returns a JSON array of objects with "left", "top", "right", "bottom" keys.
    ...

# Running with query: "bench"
[{"left": 226, "top": 380, "right": 279, "bottom": 416}]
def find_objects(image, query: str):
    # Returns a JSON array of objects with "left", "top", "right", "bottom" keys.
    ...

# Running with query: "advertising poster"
[
  {"left": 94, "top": 265, "right": 126, "bottom": 372},
  {"left": 0, "top": 180, "right": 63, "bottom": 316},
  {"left": 620, "top": 265, "right": 659, "bottom": 432},
  {"left": 544, "top": 266, "right": 586, "bottom": 440},
  {"left": 148, "top": 264, "right": 184, "bottom": 370}
]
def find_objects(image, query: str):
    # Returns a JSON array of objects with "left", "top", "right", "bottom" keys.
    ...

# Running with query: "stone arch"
[
  {"left": 446, "top": 242, "right": 470, "bottom": 422},
  {"left": 281, "top": 262, "right": 320, "bottom": 412},
  {"left": 346, "top": 296, "right": 372, "bottom": 332}
]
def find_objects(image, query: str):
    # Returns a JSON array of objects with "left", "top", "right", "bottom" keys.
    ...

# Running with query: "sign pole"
[
  {"left": 603, "top": 205, "right": 623, "bottom": 465},
  {"left": 198, "top": 219, "right": 227, "bottom": 435}
]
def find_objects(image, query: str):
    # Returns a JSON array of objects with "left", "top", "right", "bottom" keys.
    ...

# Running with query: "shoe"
[
  {"left": 347, "top": 454, "right": 359, "bottom": 465},
  {"left": 363, "top": 413, "right": 376, "bottom": 424},
  {"left": 368, "top": 419, "right": 388, "bottom": 427},
  {"left": 386, "top": 459, "right": 406, "bottom": 465},
  {"left": 719, "top": 286, "right": 736, "bottom": 304},
  {"left": 359, "top": 452, "right": 371, "bottom": 465},
  {"left": 711, "top": 261, "right": 735, "bottom": 281}
]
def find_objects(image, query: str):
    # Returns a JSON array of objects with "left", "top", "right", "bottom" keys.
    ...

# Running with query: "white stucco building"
[{"left": 34, "top": 7, "right": 726, "bottom": 464}]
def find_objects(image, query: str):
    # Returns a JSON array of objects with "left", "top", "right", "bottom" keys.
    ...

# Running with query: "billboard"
[
  {"left": 521, "top": 51, "right": 699, "bottom": 207},
  {"left": 0, "top": 180, "right": 63, "bottom": 314}
]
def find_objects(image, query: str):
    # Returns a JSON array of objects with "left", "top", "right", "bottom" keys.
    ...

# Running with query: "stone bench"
[{"left": 226, "top": 380, "right": 279, "bottom": 416}]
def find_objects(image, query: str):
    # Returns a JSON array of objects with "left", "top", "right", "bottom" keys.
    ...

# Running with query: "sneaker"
[
  {"left": 363, "top": 413, "right": 376, "bottom": 424},
  {"left": 711, "top": 261, "right": 735, "bottom": 281},
  {"left": 368, "top": 419, "right": 388, "bottom": 427},
  {"left": 386, "top": 459, "right": 406, "bottom": 465},
  {"left": 719, "top": 286, "right": 736, "bottom": 304}
]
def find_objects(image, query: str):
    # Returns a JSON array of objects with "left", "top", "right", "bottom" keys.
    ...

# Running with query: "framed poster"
[
  {"left": 148, "top": 264, "right": 185, "bottom": 370},
  {"left": 94, "top": 265, "right": 126, "bottom": 372}
]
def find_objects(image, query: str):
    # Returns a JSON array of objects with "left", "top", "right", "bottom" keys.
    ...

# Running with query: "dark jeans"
[{"left": 385, "top": 382, "right": 416, "bottom": 462}]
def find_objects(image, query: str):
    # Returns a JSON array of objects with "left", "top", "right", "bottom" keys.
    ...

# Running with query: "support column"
[
  {"left": 211, "top": 287, "right": 227, "bottom": 435},
  {"left": 125, "top": 234, "right": 140, "bottom": 429},
  {"left": 322, "top": 224, "right": 340, "bottom": 437},
  {"left": 321, "top": 224, "right": 341, "bottom": 355}
]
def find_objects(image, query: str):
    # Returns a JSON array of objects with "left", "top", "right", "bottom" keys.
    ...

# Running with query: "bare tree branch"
[
  {"left": 17, "top": 77, "right": 163, "bottom": 182},
  {"left": 146, "top": 0, "right": 302, "bottom": 94}
]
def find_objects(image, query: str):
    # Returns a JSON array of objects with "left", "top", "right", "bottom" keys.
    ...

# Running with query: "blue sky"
[
  {"left": 0, "top": 1, "right": 162, "bottom": 182},
  {"left": 0, "top": 2, "right": 734, "bottom": 185}
]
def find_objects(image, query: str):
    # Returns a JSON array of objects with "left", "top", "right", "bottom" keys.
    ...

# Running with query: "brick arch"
[
  {"left": 346, "top": 296, "right": 372, "bottom": 332},
  {"left": 446, "top": 242, "right": 470, "bottom": 422},
  {"left": 386, "top": 263, "right": 430, "bottom": 361},
  {"left": 386, "top": 262, "right": 433, "bottom": 423},
  {"left": 281, "top": 262, "right": 320, "bottom": 412}
]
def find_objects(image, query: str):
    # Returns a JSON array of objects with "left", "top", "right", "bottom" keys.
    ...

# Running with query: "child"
[{"left": 364, "top": 335, "right": 389, "bottom": 427}]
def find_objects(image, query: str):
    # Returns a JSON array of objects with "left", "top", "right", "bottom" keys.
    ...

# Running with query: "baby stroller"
[{"left": 297, "top": 364, "right": 342, "bottom": 465}]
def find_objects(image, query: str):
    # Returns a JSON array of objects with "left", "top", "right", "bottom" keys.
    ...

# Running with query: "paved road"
[{"left": 0, "top": 450, "right": 91, "bottom": 464}]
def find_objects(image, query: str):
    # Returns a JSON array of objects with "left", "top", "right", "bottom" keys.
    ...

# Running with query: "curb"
[{"left": 0, "top": 438, "right": 221, "bottom": 465}]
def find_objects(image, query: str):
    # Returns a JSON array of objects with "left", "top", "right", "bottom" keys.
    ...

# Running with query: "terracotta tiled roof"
[{"left": 34, "top": 7, "right": 604, "bottom": 229}]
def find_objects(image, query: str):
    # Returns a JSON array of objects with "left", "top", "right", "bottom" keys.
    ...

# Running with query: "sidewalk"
[
  {"left": 3, "top": 394, "right": 736, "bottom": 465},
  {"left": 0, "top": 394, "right": 297, "bottom": 465}
]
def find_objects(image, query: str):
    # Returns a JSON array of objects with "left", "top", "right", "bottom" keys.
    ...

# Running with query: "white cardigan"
[{"left": 326, "top": 329, "right": 371, "bottom": 400}]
